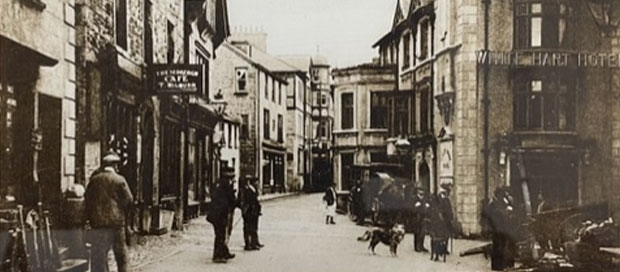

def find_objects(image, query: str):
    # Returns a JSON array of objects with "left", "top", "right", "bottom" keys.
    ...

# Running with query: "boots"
[{"left": 330, "top": 216, "right": 336, "bottom": 225}]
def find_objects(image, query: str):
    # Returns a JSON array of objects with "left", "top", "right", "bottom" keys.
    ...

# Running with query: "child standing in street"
[{"left": 323, "top": 183, "right": 337, "bottom": 225}]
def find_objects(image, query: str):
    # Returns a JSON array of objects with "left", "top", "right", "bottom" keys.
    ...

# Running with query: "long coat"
[
  {"left": 207, "top": 181, "right": 236, "bottom": 226},
  {"left": 85, "top": 169, "right": 134, "bottom": 228},
  {"left": 429, "top": 192, "right": 454, "bottom": 239},
  {"left": 240, "top": 184, "right": 261, "bottom": 219}
]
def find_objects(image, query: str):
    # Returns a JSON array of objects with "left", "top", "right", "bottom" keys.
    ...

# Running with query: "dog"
[
  {"left": 430, "top": 238, "right": 448, "bottom": 262},
  {"left": 357, "top": 224, "right": 405, "bottom": 256}
]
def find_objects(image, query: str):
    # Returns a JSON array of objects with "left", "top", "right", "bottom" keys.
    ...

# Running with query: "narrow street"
[{"left": 138, "top": 194, "right": 491, "bottom": 272}]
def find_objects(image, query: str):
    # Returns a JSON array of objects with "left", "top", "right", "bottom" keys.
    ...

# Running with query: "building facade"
[
  {"left": 212, "top": 41, "right": 288, "bottom": 195},
  {"left": 310, "top": 56, "right": 335, "bottom": 191},
  {"left": 0, "top": 0, "right": 78, "bottom": 210},
  {"left": 332, "top": 63, "right": 396, "bottom": 191},
  {"left": 375, "top": 0, "right": 620, "bottom": 235}
]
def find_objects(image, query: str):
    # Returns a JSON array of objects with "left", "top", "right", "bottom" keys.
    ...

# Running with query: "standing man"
[
  {"left": 207, "top": 176, "right": 236, "bottom": 263},
  {"left": 323, "top": 182, "right": 337, "bottom": 225},
  {"left": 85, "top": 151, "right": 133, "bottom": 272},
  {"left": 429, "top": 183, "right": 455, "bottom": 259},
  {"left": 239, "top": 175, "right": 263, "bottom": 250},
  {"left": 412, "top": 185, "right": 430, "bottom": 252},
  {"left": 485, "top": 187, "right": 517, "bottom": 271}
]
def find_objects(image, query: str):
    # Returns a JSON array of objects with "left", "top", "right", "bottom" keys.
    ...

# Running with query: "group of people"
[
  {"left": 83, "top": 150, "right": 264, "bottom": 271},
  {"left": 346, "top": 178, "right": 457, "bottom": 257},
  {"left": 207, "top": 172, "right": 264, "bottom": 263}
]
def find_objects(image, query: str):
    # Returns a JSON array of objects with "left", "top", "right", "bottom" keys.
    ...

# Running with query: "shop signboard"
[
  {"left": 477, "top": 50, "right": 620, "bottom": 69},
  {"left": 150, "top": 64, "right": 204, "bottom": 95}
]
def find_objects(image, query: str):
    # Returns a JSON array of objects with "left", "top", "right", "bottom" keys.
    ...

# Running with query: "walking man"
[
  {"left": 85, "top": 151, "right": 133, "bottom": 272},
  {"left": 239, "top": 175, "right": 263, "bottom": 250},
  {"left": 412, "top": 185, "right": 430, "bottom": 252},
  {"left": 207, "top": 176, "right": 236, "bottom": 263},
  {"left": 323, "top": 182, "right": 337, "bottom": 225}
]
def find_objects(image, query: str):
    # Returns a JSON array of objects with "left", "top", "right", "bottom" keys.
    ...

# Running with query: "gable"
[{"left": 392, "top": 0, "right": 404, "bottom": 28}]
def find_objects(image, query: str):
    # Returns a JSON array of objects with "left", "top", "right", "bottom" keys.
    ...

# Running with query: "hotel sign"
[
  {"left": 150, "top": 64, "right": 204, "bottom": 95},
  {"left": 476, "top": 50, "right": 620, "bottom": 69}
]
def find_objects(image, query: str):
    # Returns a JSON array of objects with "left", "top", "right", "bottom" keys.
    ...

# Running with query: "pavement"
[{"left": 119, "top": 193, "right": 493, "bottom": 272}]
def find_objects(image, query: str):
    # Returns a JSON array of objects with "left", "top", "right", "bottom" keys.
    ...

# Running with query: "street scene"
[{"left": 1, "top": 0, "right": 620, "bottom": 271}]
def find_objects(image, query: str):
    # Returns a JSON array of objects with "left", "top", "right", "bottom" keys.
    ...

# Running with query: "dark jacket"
[
  {"left": 323, "top": 187, "right": 336, "bottom": 206},
  {"left": 239, "top": 184, "right": 261, "bottom": 218},
  {"left": 207, "top": 181, "right": 236, "bottom": 225},
  {"left": 85, "top": 169, "right": 133, "bottom": 228},
  {"left": 429, "top": 192, "right": 454, "bottom": 239}
]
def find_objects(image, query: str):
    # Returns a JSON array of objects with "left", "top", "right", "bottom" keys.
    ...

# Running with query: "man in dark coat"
[
  {"left": 411, "top": 186, "right": 430, "bottom": 252},
  {"left": 207, "top": 176, "right": 236, "bottom": 263},
  {"left": 485, "top": 187, "right": 517, "bottom": 271},
  {"left": 429, "top": 183, "right": 455, "bottom": 259},
  {"left": 85, "top": 151, "right": 134, "bottom": 272},
  {"left": 239, "top": 175, "right": 263, "bottom": 250}
]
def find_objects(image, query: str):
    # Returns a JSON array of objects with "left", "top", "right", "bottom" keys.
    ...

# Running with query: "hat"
[{"left": 102, "top": 150, "right": 121, "bottom": 163}]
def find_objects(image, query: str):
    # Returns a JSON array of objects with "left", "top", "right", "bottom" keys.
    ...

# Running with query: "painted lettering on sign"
[
  {"left": 150, "top": 64, "right": 204, "bottom": 95},
  {"left": 476, "top": 50, "right": 620, "bottom": 68}
]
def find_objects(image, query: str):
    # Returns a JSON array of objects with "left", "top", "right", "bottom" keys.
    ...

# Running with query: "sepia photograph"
[{"left": 1, "top": 0, "right": 619, "bottom": 271}]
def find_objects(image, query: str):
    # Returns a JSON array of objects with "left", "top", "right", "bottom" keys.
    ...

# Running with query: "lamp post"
[{"left": 583, "top": 0, "right": 620, "bottom": 37}]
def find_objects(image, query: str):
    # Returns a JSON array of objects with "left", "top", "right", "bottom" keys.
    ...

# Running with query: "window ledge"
[
  {"left": 333, "top": 129, "right": 358, "bottom": 134},
  {"left": 234, "top": 91, "right": 249, "bottom": 96},
  {"left": 364, "top": 128, "right": 389, "bottom": 133},
  {"left": 513, "top": 130, "right": 577, "bottom": 136}
]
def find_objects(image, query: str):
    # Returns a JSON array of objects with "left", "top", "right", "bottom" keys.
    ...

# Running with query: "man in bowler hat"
[{"left": 239, "top": 175, "right": 264, "bottom": 250}]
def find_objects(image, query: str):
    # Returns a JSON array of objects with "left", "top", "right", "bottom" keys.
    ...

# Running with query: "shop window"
[
  {"left": 341, "top": 153, "right": 354, "bottom": 190},
  {"left": 513, "top": 70, "right": 576, "bottom": 131},
  {"left": 115, "top": 0, "right": 128, "bottom": 50},
  {"left": 264, "top": 109, "right": 270, "bottom": 139},
  {"left": 370, "top": 92, "right": 389, "bottom": 129},
  {"left": 514, "top": 0, "right": 573, "bottom": 49},
  {"left": 341, "top": 93, "right": 354, "bottom": 129},
  {"left": 235, "top": 67, "right": 247, "bottom": 93},
  {"left": 402, "top": 33, "right": 411, "bottom": 69}
]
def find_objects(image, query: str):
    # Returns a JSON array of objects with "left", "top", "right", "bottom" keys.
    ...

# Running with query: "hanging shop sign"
[
  {"left": 150, "top": 64, "right": 204, "bottom": 95},
  {"left": 476, "top": 50, "right": 620, "bottom": 69}
]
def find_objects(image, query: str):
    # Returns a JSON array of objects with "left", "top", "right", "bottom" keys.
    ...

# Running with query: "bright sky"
[{"left": 227, "top": 0, "right": 398, "bottom": 68}]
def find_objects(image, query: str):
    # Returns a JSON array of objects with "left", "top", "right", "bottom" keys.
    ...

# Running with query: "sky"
[{"left": 227, "top": 0, "right": 398, "bottom": 68}]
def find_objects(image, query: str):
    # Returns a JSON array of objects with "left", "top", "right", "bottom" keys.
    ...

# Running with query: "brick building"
[
  {"left": 0, "top": 0, "right": 78, "bottom": 209},
  {"left": 375, "top": 0, "right": 620, "bottom": 235},
  {"left": 212, "top": 41, "right": 288, "bottom": 195},
  {"left": 332, "top": 62, "right": 396, "bottom": 191}
]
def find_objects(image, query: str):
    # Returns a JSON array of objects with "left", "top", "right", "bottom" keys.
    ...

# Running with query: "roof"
[
  {"left": 278, "top": 55, "right": 312, "bottom": 73},
  {"left": 223, "top": 42, "right": 289, "bottom": 84},
  {"left": 311, "top": 54, "right": 329, "bottom": 67}
]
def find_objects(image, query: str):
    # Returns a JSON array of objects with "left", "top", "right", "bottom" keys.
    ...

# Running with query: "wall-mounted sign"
[
  {"left": 477, "top": 50, "right": 620, "bottom": 69},
  {"left": 439, "top": 140, "right": 453, "bottom": 179},
  {"left": 150, "top": 64, "right": 203, "bottom": 95}
]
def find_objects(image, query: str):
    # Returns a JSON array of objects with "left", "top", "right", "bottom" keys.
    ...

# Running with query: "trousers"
[
  {"left": 89, "top": 227, "right": 128, "bottom": 272},
  {"left": 243, "top": 215, "right": 260, "bottom": 246},
  {"left": 212, "top": 222, "right": 231, "bottom": 259}
]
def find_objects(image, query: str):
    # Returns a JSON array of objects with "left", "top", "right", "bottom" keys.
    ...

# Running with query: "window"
[
  {"left": 234, "top": 126, "right": 238, "bottom": 148},
  {"left": 227, "top": 123, "right": 232, "bottom": 148},
  {"left": 167, "top": 21, "right": 175, "bottom": 63},
  {"left": 371, "top": 92, "right": 389, "bottom": 129},
  {"left": 341, "top": 93, "right": 354, "bottom": 129},
  {"left": 278, "top": 83, "right": 282, "bottom": 105},
  {"left": 320, "top": 93, "right": 328, "bottom": 105},
  {"left": 264, "top": 74, "right": 269, "bottom": 99},
  {"left": 312, "top": 69, "right": 319, "bottom": 82},
  {"left": 370, "top": 152, "right": 388, "bottom": 163},
  {"left": 196, "top": 52, "right": 209, "bottom": 97},
  {"left": 264, "top": 109, "right": 270, "bottom": 139},
  {"left": 115, "top": 0, "right": 128, "bottom": 50},
  {"left": 394, "top": 95, "right": 410, "bottom": 135},
  {"left": 514, "top": 0, "right": 572, "bottom": 49},
  {"left": 402, "top": 33, "right": 411, "bottom": 69},
  {"left": 513, "top": 70, "right": 575, "bottom": 131},
  {"left": 420, "top": 88, "right": 431, "bottom": 133},
  {"left": 419, "top": 20, "right": 429, "bottom": 60},
  {"left": 320, "top": 121, "right": 328, "bottom": 137},
  {"left": 341, "top": 153, "right": 354, "bottom": 190},
  {"left": 241, "top": 114, "right": 249, "bottom": 139},
  {"left": 272, "top": 78, "right": 276, "bottom": 102},
  {"left": 235, "top": 67, "right": 247, "bottom": 92},
  {"left": 277, "top": 114, "right": 283, "bottom": 143}
]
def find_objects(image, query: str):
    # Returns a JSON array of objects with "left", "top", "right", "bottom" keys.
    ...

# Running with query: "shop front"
[{"left": 262, "top": 145, "right": 286, "bottom": 194}]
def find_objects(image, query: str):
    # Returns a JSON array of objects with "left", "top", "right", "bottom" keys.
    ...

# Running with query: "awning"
[{"left": 189, "top": 103, "right": 218, "bottom": 132}]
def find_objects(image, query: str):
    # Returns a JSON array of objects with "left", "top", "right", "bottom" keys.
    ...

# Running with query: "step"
[{"left": 55, "top": 258, "right": 88, "bottom": 272}]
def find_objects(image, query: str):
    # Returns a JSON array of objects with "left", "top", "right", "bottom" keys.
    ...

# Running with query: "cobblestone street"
[{"left": 135, "top": 194, "right": 492, "bottom": 272}]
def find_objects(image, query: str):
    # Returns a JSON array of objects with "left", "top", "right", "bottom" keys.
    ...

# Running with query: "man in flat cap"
[
  {"left": 207, "top": 171, "right": 237, "bottom": 263},
  {"left": 85, "top": 150, "right": 134, "bottom": 272}
]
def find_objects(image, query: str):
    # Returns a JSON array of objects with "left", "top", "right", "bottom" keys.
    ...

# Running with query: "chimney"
[
  {"left": 230, "top": 26, "right": 268, "bottom": 52},
  {"left": 231, "top": 41, "right": 253, "bottom": 57}
]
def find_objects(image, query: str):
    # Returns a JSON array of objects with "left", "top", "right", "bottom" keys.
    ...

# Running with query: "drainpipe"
[{"left": 482, "top": 0, "right": 491, "bottom": 203}]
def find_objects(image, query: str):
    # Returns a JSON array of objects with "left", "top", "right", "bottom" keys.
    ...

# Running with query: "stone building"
[
  {"left": 0, "top": 0, "right": 78, "bottom": 209},
  {"left": 332, "top": 62, "right": 396, "bottom": 191},
  {"left": 375, "top": 0, "right": 620, "bottom": 235},
  {"left": 212, "top": 41, "right": 288, "bottom": 195},
  {"left": 75, "top": 0, "right": 229, "bottom": 232}
]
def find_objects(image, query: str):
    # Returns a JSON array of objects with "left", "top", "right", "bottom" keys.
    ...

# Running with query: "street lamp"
[{"left": 583, "top": 0, "right": 620, "bottom": 37}]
